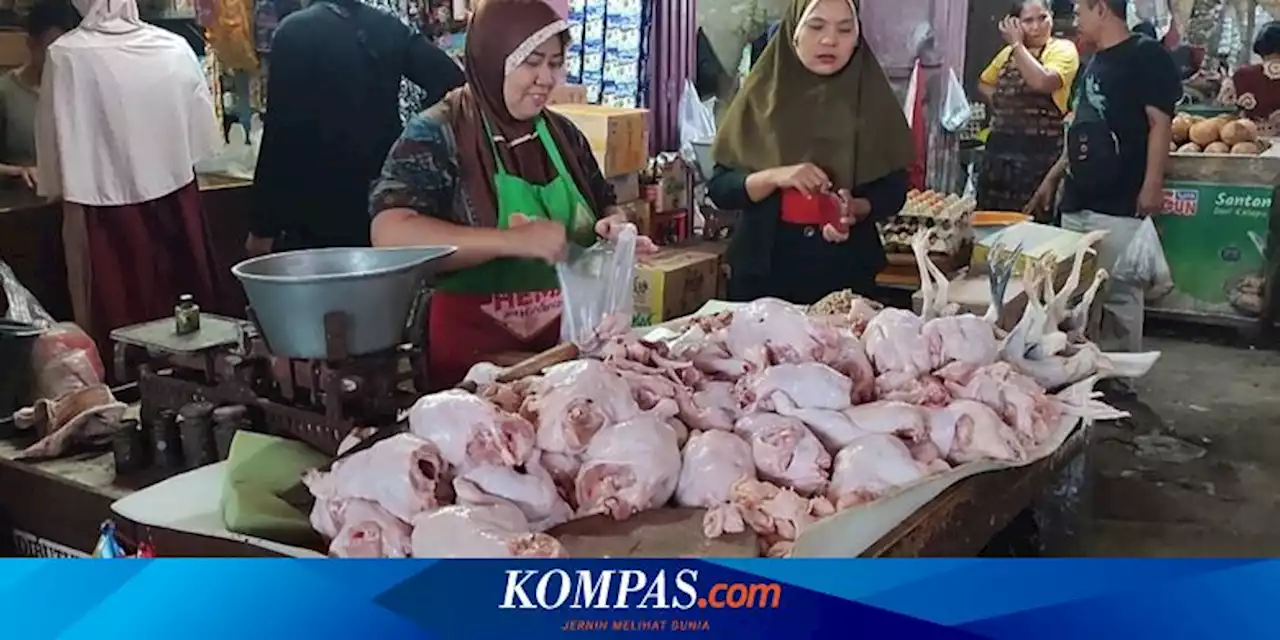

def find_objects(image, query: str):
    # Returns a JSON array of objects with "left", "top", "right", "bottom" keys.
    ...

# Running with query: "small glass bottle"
[{"left": 175, "top": 294, "right": 200, "bottom": 336}]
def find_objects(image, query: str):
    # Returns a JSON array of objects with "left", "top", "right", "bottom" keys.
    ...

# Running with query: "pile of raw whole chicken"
[{"left": 304, "top": 229, "right": 1157, "bottom": 558}]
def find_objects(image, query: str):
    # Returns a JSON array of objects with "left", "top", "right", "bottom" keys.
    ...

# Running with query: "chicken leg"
[{"left": 1062, "top": 268, "right": 1108, "bottom": 344}]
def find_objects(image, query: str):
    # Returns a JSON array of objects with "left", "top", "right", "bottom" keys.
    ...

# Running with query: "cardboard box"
[
  {"left": 548, "top": 84, "right": 587, "bottom": 106},
  {"left": 972, "top": 222, "right": 1095, "bottom": 276},
  {"left": 632, "top": 248, "right": 720, "bottom": 326},
  {"left": 608, "top": 172, "right": 641, "bottom": 204},
  {"left": 549, "top": 103, "right": 649, "bottom": 178},
  {"left": 685, "top": 240, "right": 730, "bottom": 299}
]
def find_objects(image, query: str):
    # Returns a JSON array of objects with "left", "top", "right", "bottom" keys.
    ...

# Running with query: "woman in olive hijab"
[{"left": 708, "top": 0, "right": 914, "bottom": 305}]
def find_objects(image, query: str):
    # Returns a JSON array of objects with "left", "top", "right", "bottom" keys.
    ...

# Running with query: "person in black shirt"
[
  {"left": 1025, "top": 0, "right": 1179, "bottom": 391},
  {"left": 246, "top": 0, "right": 464, "bottom": 254}
]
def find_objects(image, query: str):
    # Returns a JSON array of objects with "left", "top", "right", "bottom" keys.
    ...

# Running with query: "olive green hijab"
[{"left": 713, "top": 0, "right": 914, "bottom": 188}]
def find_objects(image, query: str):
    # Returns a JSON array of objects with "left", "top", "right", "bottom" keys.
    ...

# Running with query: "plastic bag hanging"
[
  {"left": 940, "top": 67, "right": 972, "bottom": 133},
  {"left": 556, "top": 224, "right": 639, "bottom": 351},
  {"left": 678, "top": 79, "right": 717, "bottom": 155},
  {"left": 1112, "top": 217, "right": 1170, "bottom": 292}
]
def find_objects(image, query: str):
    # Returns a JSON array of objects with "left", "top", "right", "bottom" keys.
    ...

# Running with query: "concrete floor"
[{"left": 1086, "top": 325, "right": 1280, "bottom": 556}]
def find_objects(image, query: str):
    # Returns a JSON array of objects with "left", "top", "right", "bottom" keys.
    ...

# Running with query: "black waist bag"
[{"left": 1066, "top": 120, "right": 1122, "bottom": 192}]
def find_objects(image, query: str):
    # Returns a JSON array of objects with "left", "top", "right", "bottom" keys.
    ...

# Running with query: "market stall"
[
  {"left": 1, "top": 215, "right": 1135, "bottom": 559},
  {"left": 1154, "top": 112, "right": 1280, "bottom": 329}
]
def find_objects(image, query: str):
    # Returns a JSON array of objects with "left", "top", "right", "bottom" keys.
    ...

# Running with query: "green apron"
[{"left": 436, "top": 117, "right": 597, "bottom": 293}]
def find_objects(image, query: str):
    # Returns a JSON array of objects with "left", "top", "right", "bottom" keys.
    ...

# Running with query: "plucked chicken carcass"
[
  {"left": 911, "top": 228, "right": 1000, "bottom": 375},
  {"left": 827, "top": 434, "right": 948, "bottom": 510},
  {"left": 523, "top": 359, "right": 643, "bottom": 458},
  {"left": 576, "top": 415, "right": 682, "bottom": 520},
  {"left": 768, "top": 394, "right": 868, "bottom": 452},
  {"left": 453, "top": 454, "right": 573, "bottom": 531},
  {"left": 819, "top": 328, "right": 877, "bottom": 403},
  {"left": 724, "top": 298, "right": 841, "bottom": 369},
  {"left": 734, "top": 413, "right": 831, "bottom": 496},
  {"left": 665, "top": 325, "right": 750, "bottom": 380},
  {"left": 320, "top": 499, "right": 413, "bottom": 558},
  {"left": 729, "top": 478, "right": 834, "bottom": 557},
  {"left": 862, "top": 308, "right": 933, "bottom": 377},
  {"left": 410, "top": 503, "right": 567, "bottom": 558},
  {"left": 874, "top": 371, "right": 951, "bottom": 406},
  {"left": 304, "top": 433, "right": 448, "bottom": 523},
  {"left": 675, "top": 430, "right": 755, "bottom": 537},
  {"left": 735, "top": 362, "right": 853, "bottom": 412},
  {"left": 408, "top": 390, "right": 536, "bottom": 470},
  {"left": 946, "top": 362, "right": 1060, "bottom": 447},
  {"left": 925, "top": 400, "right": 1026, "bottom": 463}
]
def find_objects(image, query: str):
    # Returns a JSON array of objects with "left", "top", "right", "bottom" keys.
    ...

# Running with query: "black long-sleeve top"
[
  {"left": 250, "top": 1, "right": 465, "bottom": 249},
  {"left": 706, "top": 165, "right": 908, "bottom": 302}
]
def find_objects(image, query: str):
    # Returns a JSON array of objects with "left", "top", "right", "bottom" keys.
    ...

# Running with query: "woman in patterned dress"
[
  {"left": 976, "top": 0, "right": 1080, "bottom": 219},
  {"left": 368, "top": 0, "right": 655, "bottom": 389},
  {"left": 1218, "top": 22, "right": 1280, "bottom": 138}
]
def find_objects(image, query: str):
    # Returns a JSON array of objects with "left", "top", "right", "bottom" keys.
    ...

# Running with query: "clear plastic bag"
[
  {"left": 941, "top": 67, "right": 972, "bottom": 133},
  {"left": 678, "top": 78, "right": 717, "bottom": 155},
  {"left": 30, "top": 322, "right": 106, "bottom": 401},
  {"left": 1, "top": 259, "right": 54, "bottom": 329},
  {"left": 557, "top": 224, "right": 638, "bottom": 349},
  {"left": 1112, "top": 217, "right": 1172, "bottom": 296}
]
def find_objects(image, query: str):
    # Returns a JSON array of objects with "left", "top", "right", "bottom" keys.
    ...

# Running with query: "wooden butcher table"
[{"left": 0, "top": 420, "right": 1092, "bottom": 558}]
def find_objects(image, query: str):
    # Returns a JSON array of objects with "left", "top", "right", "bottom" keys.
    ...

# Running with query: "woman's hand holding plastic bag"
[
  {"left": 558, "top": 222, "right": 644, "bottom": 350},
  {"left": 596, "top": 212, "right": 659, "bottom": 255}
]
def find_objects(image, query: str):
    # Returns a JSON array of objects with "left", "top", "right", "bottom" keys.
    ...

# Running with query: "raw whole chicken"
[
  {"left": 680, "top": 380, "right": 740, "bottom": 431},
  {"left": 303, "top": 433, "right": 447, "bottom": 523},
  {"left": 819, "top": 328, "right": 877, "bottom": 403},
  {"left": 734, "top": 413, "right": 831, "bottom": 496},
  {"left": 453, "top": 454, "right": 573, "bottom": 531},
  {"left": 736, "top": 362, "right": 853, "bottom": 412},
  {"left": 946, "top": 362, "right": 1060, "bottom": 447},
  {"left": 576, "top": 416, "right": 682, "bottom": 520},
  {"left": 729, "top": 478, "right": 834, "bottom": 557},
  {"left": 843, "top": 401, "right": 929, "bottom": 442},
  {"left": 524, "top": 360, "right": 643, "bottom": 457},
  {"left": 921, "top": 314, "right": 999, "bottom": 373},
  {"left": 927, "top": 400, "right": 1026, "bottom": 464},
  {"left": 666, "top": 325, "right": 750, "bottom": 380},
  {"left": 410, "top": 503, "right": 566, "bottom": 558},
  {"left": 827, "top": 434, "right": 948, "bottom": 510},
  {"left": 862, "top": 309, "right": 933, "bottom": 377},
  {"left": 675, "top": 430, "right": 754, "bottom": 537},
  {"left": 725, "top": 298, "right": 840, "bottom": 369},
  {"left": 408, "top": 390, "right": 536, "bottom": 470},
  {"left": 875, "top": 372, "right": 951, "bottom": 406},
  {"left": 323, "top": 499, "right": 413, "bottom": 558},
  {"left": 769, "top": 394, "right": 867, "bottom": 452}
]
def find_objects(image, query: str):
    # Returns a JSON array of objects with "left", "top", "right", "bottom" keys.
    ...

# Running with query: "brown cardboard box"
[
  {"left": 685, "top": 240, "right": 730, "bottom": 299},
  {"left": 549, "top": 104, "right": 649, "bottom": 178},
  {"left": 548, "top": 84, "right": 587, "bottom": 106},
  {"left": 608, "top": 172, "right": 641, "bottom": 204},
  {"left": 632, "top": 248, "right": 720, "bottom": 326}
]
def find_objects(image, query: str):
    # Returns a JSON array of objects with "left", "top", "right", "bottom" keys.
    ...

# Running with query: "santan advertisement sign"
[{"left": 499, "top": 569, "right": 783, "bottom": 631}]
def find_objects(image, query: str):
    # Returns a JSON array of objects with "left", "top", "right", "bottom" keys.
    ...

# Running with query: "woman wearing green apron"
[{"left": 369, "top": 0, "right": 653, "bottom": 389}]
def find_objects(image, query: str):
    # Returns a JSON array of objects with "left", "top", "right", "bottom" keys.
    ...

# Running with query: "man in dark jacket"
[{"left": 246, "top": 0, "right": 464, "bottom": 254}]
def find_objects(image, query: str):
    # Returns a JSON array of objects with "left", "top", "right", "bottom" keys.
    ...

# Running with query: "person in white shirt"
[{"left": 36, "top": 0, "right": 225, "bottom": 348}]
